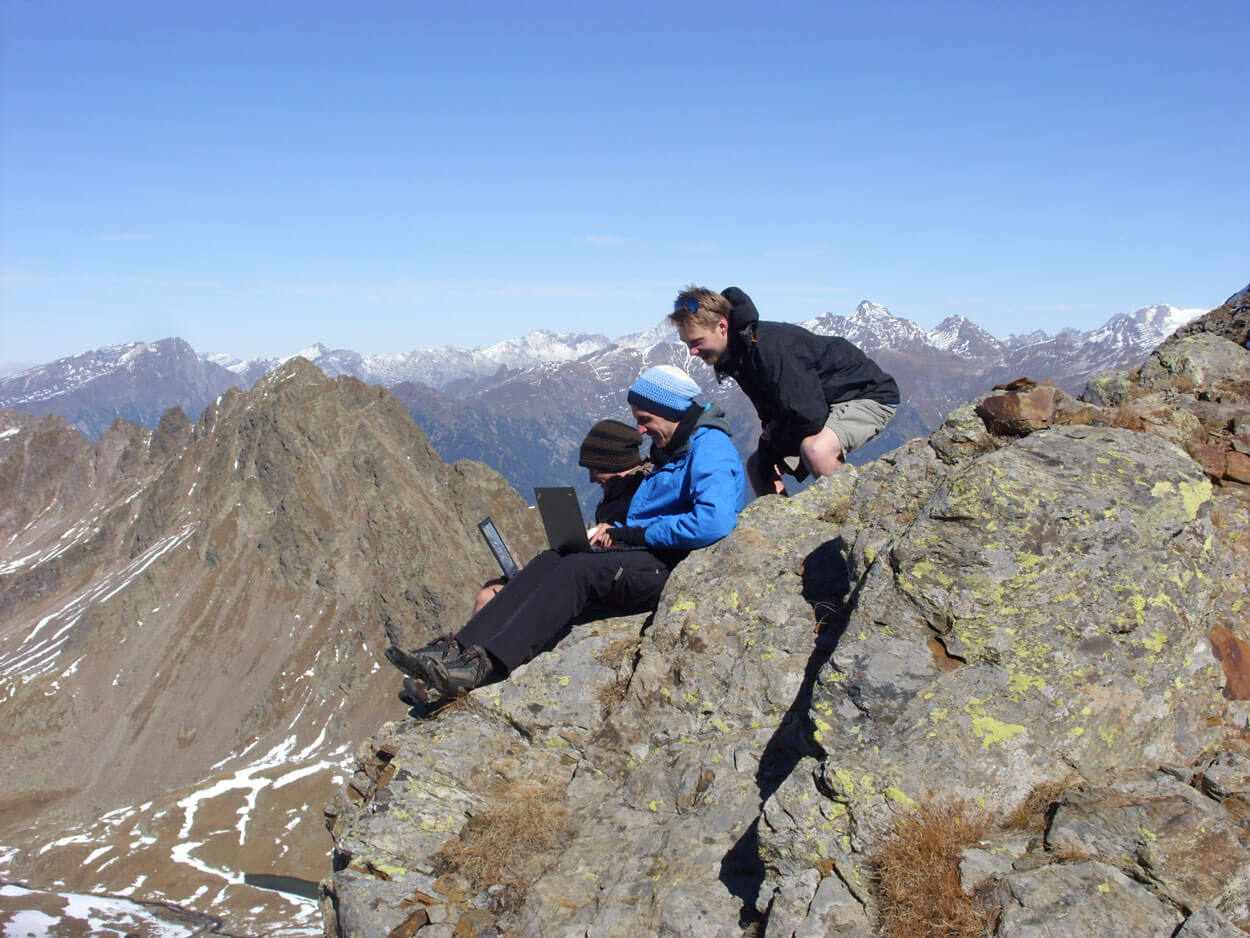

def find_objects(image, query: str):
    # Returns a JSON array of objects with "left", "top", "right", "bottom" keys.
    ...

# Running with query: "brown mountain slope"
[{"left": 0, "top": 358, "right": 544, "bottom": 935}]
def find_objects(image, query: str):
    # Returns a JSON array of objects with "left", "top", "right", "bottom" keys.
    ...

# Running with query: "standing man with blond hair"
[{"left": 670, "top": 285, "right": 899, "bottom": 496}]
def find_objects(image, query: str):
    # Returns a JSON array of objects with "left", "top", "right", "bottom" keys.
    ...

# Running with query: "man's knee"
[{"left": 800, "top": 427, "right": 844, "bottom": 477}]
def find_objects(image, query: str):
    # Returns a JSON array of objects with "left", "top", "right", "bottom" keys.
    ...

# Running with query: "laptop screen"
[{"left": 477, "top": 517, "right": 520, "bottom": 578}]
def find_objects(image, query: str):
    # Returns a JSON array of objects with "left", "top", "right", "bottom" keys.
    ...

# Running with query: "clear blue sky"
[{"left": 2, "top": 0, "right": 1247, "bottom": 368}]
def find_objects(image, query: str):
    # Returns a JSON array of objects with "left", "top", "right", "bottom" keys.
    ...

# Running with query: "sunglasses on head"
[{"left": 673, "top": 296, "right": 699, "bottom": 314}]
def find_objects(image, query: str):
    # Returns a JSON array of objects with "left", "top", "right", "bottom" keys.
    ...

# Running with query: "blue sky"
[{"left": 2, "top": 0, "right": 1247, "bottom": 369}]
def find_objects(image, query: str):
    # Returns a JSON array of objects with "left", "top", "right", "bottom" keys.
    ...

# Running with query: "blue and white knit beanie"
[{"left": 628, "top": 365, "right": 701, "bottom": 420}]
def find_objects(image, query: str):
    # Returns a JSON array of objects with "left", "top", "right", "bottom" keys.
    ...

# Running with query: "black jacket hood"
[
  {"left": 716, "top": 286, "right": 759, "bottom": 379},
  {"left": 721, "top": 286, "right": 760, "bottom": 333}
]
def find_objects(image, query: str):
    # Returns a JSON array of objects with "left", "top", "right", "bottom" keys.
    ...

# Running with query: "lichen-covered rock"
[
  {"left": 323, "top": 477, "right": 865, "bottom": 936},
  {"left": 321, "top": 611, "right": 650, "bottom": 938},
  {"left": 1174, "top": 282, "right": 1250, "bottom": 348},
  {"left": 325, "top": 294, "right": 1250, "bottom": 937},
  {"left": 1176, "top": 904, "right": 1250, "bottom": 938},
  {"left": 993, "top": 860, "right": 1183, "bottom": 937},
  {"left": 756, "top": 422, "right": 1249, "bottom": 934},
  {"left": 1046, "top": 768, "right": 1250, "bottom": 915},
  {"left": 1079, "top": 328, "right": 1250, "bottom": 488}
]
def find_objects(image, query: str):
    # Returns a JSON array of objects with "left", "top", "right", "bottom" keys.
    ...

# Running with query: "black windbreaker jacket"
[{"left": 714, "top": 287, "right": 900, "bottom": 455}]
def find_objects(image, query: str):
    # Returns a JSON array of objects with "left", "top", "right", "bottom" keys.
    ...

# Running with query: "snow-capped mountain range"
[
  {"left": 0, "top": 299, "right": 1210, "bottom": 458},
  {"left": 205, "top": 329, "right": 617, "bottom": 391},
  {"left": 200, "top": 300, "right": 1206, "bottom": 396}
]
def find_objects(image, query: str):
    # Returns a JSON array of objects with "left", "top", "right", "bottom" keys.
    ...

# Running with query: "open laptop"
[
  {"left": 477, "top": 517, "right": 520, "bottom": 579},
  {"left": 534, "top": 486, "right": 597, "bottom": 553},
  {"left": 534, "top": 486, "right": 650, "bottom": 553}
]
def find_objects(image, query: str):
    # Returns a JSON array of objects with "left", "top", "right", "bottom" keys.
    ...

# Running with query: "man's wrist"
[{"left": 609, "top": 525, "right": 647, "bottom": 546}]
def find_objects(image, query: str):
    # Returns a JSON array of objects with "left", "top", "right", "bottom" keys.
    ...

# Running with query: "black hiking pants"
[{"left": 455, "top": 548, "right": 672, "bottom": 673}]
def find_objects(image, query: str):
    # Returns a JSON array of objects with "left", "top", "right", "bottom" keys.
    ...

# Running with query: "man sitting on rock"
[
  {"left": 387, "top": 365, "right": 745, "bottom": 702},
  {"left": 670, "top": 285, "right": 900, "bottom": 496}
]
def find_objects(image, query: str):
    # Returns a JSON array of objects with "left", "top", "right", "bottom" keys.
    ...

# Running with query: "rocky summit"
[{"left": 322, "top": 290, "right": 1249, "bottom": 938}]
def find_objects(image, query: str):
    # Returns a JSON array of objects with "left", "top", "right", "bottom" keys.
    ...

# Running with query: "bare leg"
[
  {"left": 747, "top": 449, "right": 787, "bottom": 497},
  {"left": 473, "top": 579, "right": 505, "bottom": 614},
  {"left": 799, "top": 427, "right": 845, "bottom": 478}
]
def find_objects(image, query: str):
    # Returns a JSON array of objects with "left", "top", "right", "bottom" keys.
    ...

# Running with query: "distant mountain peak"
[
  {"left": 929, "top": 315, "right": 1005, "bottom": 357},
  {"left": 853, "top": 300, "right": 892, "bottom": 319},
  {"left": 802, "top": 300, "right": 930, "bottom": 349},
  {"left": 290, "top": 341, "right": 331, "bottom": 360}
]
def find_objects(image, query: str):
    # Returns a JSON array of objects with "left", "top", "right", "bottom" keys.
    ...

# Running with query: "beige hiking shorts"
[{"left": 780, "top": 399, "right": 897, "bottom": 473}]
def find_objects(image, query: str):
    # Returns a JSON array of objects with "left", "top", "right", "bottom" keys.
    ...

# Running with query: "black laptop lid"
[
  {"left": 534, "top": 486, "right": 651, "bottom": 553},
  {"left": 533, "top": 486, "right": 593, "bottom": 553}
]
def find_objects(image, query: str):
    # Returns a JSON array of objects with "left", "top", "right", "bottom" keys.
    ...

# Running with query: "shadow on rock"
[{"left": 719, "top": 536, "right": 854, "bottom": 921}]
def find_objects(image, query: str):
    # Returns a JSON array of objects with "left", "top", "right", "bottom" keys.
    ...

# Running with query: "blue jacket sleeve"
[{"left": 641, "top": 430, "right": 743, "bottom": 550}]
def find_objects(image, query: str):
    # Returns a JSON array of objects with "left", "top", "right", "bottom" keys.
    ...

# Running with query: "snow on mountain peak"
[
  {"left": 802, "top": 300, "right": 930, "bottom": 349},
  {"left": 853, "top": 300, "right": 892, "bottom": 319},
  {"left": 928, "top": 315, "right": 1004, "bottom": 357},
  {"left": 477, "top": 329, "right": 610, "bottom": 364},
  {"left": 119, "top": 343, "right": 155, "bottom": 365},
  {"left": 613, "top": 319, "right": 679, "bottom": 353},
  {"left": 290, "top": 342, "right": 331, "bottom": 363},
  {"left": 1083, "top": 304, "right": 1206, "bottom": 348}
]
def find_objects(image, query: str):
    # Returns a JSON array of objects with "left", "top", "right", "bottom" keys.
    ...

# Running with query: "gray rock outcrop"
[{"left": 323, "top": 301, "right": 1250, "bottom": 935}]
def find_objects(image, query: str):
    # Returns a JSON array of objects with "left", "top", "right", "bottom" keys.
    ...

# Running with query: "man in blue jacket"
[
  {"left": 670, "top": 285, "right": 899, "bottom": 497},
  {"left": 389, "top": 365, "right": 744, "bottom": 702}
]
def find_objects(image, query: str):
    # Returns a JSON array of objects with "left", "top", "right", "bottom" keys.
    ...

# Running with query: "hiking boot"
[
  {"left": 426, "top": 644, "right": 498, "bottom": 698},
  {"left": 385, "top": 633, "right": 462, "bottom": 679}
]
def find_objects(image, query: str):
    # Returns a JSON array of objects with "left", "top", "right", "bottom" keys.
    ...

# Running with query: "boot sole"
[
  {"left": 426, "top": 657, "right": 482, "bottom": 698},
  {"left": 386, "top": 645, "right": 439, "bottom": 681}
]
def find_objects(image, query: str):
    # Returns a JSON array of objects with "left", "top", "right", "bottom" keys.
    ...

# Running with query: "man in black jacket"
[{"left": 670, "top": 285, "right": 899, "bottom": 496}]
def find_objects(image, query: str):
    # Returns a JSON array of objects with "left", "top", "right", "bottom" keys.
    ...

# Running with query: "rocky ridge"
[
  {"left": 0, "top": 360, "right": 546, "bottom": 936},
  {"left": 322, "top": 292, "right": 1250, "bottom": 937}
]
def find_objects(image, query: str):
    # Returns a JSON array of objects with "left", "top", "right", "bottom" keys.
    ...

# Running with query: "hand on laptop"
[{"left": 588, "top": 522, "right": 615, "bottom": 549}]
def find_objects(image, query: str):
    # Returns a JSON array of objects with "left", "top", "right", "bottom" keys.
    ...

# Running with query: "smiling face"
[
  {"left": 631, "top": 405, "right": 681, "bottom": 448},
  {"left": 676, "top": 317, "right": 730, "bottom": 366},
  {"left": 587, "top": 466, "right": 634, "bottom": 487}
]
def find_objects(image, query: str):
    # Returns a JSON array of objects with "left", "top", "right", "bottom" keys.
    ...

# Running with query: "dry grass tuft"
[
  {"left": 434, "top": 780, "right": 571, "bottom": 904},
  {"left": 1108, "top": 406, "right": 1146, "bottom": 431},
  {"left": 818, "top": 496, "right": 853, "bottom": 525},
  {"left": 594, "top": 637, "right": 638, "bottom": 715},
  {"left": 872, "top": 798, "right": 993, "bottom": 938},
  {"left": 1002, "top": 775, "right": 1080, "bottom": 832},
  {"left": 1047, "top": 844, "right": 1096, "bottom": 864}
]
